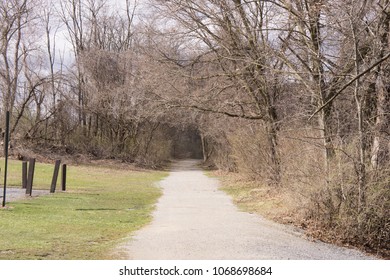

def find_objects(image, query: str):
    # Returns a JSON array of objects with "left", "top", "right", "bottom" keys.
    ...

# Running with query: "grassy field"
[{"left": 0, "top": 159, "right": 167, "bottom": 260}]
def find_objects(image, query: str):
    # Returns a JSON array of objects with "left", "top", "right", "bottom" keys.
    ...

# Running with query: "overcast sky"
[{"left": 48, "top": 0, "right": 151, "bottom": 69}]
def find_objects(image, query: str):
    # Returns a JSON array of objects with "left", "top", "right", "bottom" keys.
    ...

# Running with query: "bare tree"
[
  {"left": 0, "top": 0, "right": 29, "bottom": 116},
  {"left": 58, "top": 0, "right": 88, "bottom": 127}
]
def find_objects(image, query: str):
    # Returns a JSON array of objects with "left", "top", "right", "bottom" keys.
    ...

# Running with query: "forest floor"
[{"left": 119, "top": 159, "right": 375, "bottom": 259}]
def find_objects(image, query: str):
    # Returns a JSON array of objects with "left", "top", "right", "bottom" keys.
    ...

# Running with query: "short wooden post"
[
  {"left": 50, "top": 160, "right": 61, "bottom": 193},
  {"left": 22, "top": 161, "right": 28, "bottom": 189},
  {"left": 26, "top": 158, "right": 36, "bottom": 196},
  {"left": 61, "top": 164, "right": 67, "bottom": 191}
]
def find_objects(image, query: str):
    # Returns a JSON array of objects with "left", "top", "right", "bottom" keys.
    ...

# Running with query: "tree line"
[{"left": 1, "top": 0, "right": 389, "bottom": 255}]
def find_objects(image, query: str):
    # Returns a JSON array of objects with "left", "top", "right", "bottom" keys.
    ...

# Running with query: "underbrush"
[{"left": 301, "top": 170, "right": 389, "bottom": 258}]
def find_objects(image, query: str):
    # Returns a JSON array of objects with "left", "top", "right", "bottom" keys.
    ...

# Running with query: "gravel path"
[
  {"left": 0, "top": 187, "right": 49, "bottom": 202},
  {"left": 122, "top": 159, "right": 375, "bottom": 260}
]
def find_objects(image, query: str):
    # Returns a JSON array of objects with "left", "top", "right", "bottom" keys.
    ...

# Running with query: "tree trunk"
[
  {"left": 265, "top": 120, "right": 281, "bottom": 185},
  {"left": 371, "top": 74, "right": 390, "bottom": 169},
  {"left": 201, "top": 134, "right": 208, "bottom": 163},
  {"left": 318, "top": 105, "right": 334, "bottom": 185},
  {"left": 371, "top": 3, "right": 390, "bottom": 169}
]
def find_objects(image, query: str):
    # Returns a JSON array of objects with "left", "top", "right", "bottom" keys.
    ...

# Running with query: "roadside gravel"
[
  {"left": 122, "top": 159, "right": 376, "bottom": 260},
  {"left": 0, "top": 187, "right": 49, "bottom": 203}
]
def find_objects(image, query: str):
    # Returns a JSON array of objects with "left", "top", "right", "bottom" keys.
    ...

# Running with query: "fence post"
[
  {"left": 26, "top": 158, "right": 36, "bottom": 196},
  {"left": 50, "top": 160, "right": 61, "bottom": 193},
  {"left": 22, "top": 161, "right": 28, "bottom": 189},
  {"left": 61, "top": 164, "right": 67, "bottom": 191}
]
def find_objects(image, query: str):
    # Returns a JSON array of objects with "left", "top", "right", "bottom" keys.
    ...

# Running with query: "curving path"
[{"left": 121, "top": 160, "right": 374, "bottom": 260}]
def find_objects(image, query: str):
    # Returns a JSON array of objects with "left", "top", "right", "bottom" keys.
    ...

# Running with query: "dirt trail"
[{"left": 121, "top": 159, "right": 374, "bottom": 260}]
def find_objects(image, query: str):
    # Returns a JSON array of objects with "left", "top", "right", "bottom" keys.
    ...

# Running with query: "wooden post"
[
  {"left": 61, "top": 164, "right": 67, "bottom": 191},
  {"left": 26, "top": 158, "right": 36, "bottom": 196},
  {"left": 22, "top": 161, "right": 28, "bottom": 189},
  {"left": 50, "top": 160, "right": 61, "bottom": 193}
]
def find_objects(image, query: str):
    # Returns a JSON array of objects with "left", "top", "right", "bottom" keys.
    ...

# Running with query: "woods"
[{"left": 0, "top": 0, "right": 389, "bottom": 255}]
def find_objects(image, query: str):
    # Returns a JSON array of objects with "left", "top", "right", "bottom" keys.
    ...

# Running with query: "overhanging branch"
[
  {"left": 168, "top": 103, "right": 265, "bottom": 120},
  {"left": 309, "top": 52, "right": 390, "bottom": 120}
]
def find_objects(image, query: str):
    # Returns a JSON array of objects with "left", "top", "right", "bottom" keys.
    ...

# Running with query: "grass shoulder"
[{"left": 210, "top": 171, "right": 293, "bottom": 222}]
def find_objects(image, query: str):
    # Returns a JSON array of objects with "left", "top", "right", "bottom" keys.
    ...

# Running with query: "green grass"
[{"left": 0, "top": 159, "right": 167, "bottom": 260}]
